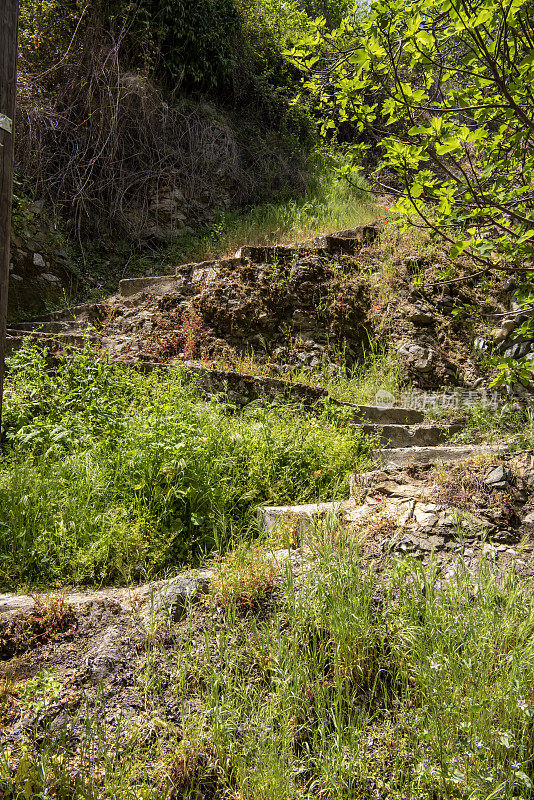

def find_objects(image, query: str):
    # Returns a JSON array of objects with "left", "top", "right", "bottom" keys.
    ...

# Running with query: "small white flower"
[
  {"left": 430, "top": 658, "right": 443, "bottom": 672},
  {"left": 512, "top": 761, "right": 521, "bottom": 770},
  {"left": 475, "top": 740, "right": 483, "bottom": 748}
]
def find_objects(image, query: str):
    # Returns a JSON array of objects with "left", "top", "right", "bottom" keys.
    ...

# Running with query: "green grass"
[
  {"left": 3, "top": 544, "right": 534, "bottom": 798},
  {"left": 0, "top": 342, "right": 372, "bottom": 589}
]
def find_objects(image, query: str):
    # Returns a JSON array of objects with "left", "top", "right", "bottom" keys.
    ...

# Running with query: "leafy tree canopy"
[{"left": 290, "top": 0, "right": 534, "bottom": 382}]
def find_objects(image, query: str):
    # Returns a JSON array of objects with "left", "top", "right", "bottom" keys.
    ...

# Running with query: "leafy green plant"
[
  {"left": 0, "top": 343, "right": 372, "bottom": 588},
  {"left": 208, "top": 545, "right": 275, "bottom": 610},
  {"left": 18, "top": 669, "right": 63, "bottom": 713},
  {"left": 291, "top": 0, "right": 534, "bottom": 378}
]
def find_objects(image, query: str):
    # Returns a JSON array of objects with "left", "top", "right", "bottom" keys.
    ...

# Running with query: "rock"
[
  {"left": 386, "top": 536, "right": 419, "bottom": 556},
  {"left": 85, "top": 626, "right": 125, "bottom": 681},
  {"left": 39, "top": 273, "right": 61, "bottom": 285},
  {"left": 495, "top": 317, "right": 517, "bottom": 342},
  {"left": 484, "top": 465, "right": 508, "bottom": 489},
  {"left": 413, "top": 505, "right": 441, "bottom": 528},
  {"left": 474, "top": 336, "right": 490, "bottom": 353},
  {"left": 33, "top": 252, "right": 46, "bottom": 267},
  {"left": 407, "top": 304, "right": 434, "bottom": 325},
  {"left": 398, "top": 342, "right": 434, "bottom": 372},
  {"left": 373, "top": 481, "right": 425, "bottom": 499},
  {"left": 143, "top": 571, "right": 212, "bottom": 623}
]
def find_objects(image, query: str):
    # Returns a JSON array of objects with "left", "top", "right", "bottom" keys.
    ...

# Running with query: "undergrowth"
[
  {"left": 0, "top": 342, "right": 372, "bottom": 589},
  {"left": 121, "top": 159, "right": 377, "bottom": 280},
  {"left": 3, "top": 546, "right": 534, "bottom": 798}
]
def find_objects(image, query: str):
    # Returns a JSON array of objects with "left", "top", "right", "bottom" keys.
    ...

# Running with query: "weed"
[
  {"left": 17, "top": 669, "right": 63, "bottom": 714},
  {"left": 208, "top": 545, "right": 275, "bottom": 610},
  {"left": 0, "top": 595, "right": 77, "bottom": 659},
  {"left": 182, "top": 305, "right": 207, "bottom": 360},
  {"left": 3, "top": 553, "right": 534, "bottom": 797},
  {"left": 0, "top": 343, "right": 372, "bottom": 588}
]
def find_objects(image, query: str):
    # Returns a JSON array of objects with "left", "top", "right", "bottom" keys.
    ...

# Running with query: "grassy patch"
[
  {"left": 191, "top": 342, "right": 404, "bottom": 407},
  {"left": 0, "top": 343, "right": 372, "bottom": 589},
  {"left": 3, "top": 548, "right": 534, "bottom": 798}
]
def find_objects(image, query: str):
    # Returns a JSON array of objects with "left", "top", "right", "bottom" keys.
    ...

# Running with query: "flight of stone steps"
[
  {"left": 6, "top": 223, "right": 378, "bottom": 355},
  {"left": 6, "top": 221, "right": 464, "bottom": 452},
  {"left": 260, "top": 440, "right": 510, "bottom": 537}
]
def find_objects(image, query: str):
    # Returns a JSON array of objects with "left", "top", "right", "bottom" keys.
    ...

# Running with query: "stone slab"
[
  {"left": 260, "top": 501, "right": 346, "bottom": 534},
  {"left": 8, "top": 321, "right": 83, "bottom": 334},
  {"left": 0, "top": 569, "right": 215, "bottom": 623},
  {"left": 351, "top": 405, "right": 424, "bottom": 425},
  {"left": 371, "top": 444, "right": 509, "bottom": 467},
  {"left": 119, "top": 275, "right": 184, "bottom": 298},
  {"left": 361, "top": 423, "right": 462, "bottom": 448}
]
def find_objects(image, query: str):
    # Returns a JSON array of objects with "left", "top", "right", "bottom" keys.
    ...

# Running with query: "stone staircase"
[
  {"left": 260, "top": 440, "right": 510, "bottom": 537},
  {"left": 5, "top": 220, "right": 467, "bottom": 452},
  {"left": 5, "top": 302, "right": 105, "bottom": 356},
  {"left": 117, "top": 224, "right": 380, "bottom": 299},
  {"left": 6, "top": 223, "right": 378, "bottom": 354}
]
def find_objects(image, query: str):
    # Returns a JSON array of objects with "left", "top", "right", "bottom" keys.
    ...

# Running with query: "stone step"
[
  {"left": 236, "top": 245, "right": 302, "bottom": 263},
  {"left": 118, "top": 225, "right": 381, "bottom": 295},
  {"left": 175, "top": 257, "right": 242, "bottom": 284},
  {"left": 350, "top": 404, "right": 423, "bottom": 425},
  {"left": 120, "top": 256, "right": 245, "bottom": 297},
  {"left": 8, "top": 321, "right": 85, "bottom": 334},
  {"left": 6, "top": 336, "right": 23, "bottom": 357},
  {"left": 260, "top": 501, "right": 347, "bottom": 535},
  {"left": 29, "top": 302, "right": 106, "bottom": 324},
  {"left": 236, "top": 224, "right": 380, "bottom": 264},
  {"left": 300, "top": 224, "right": 379, "bottom": 251},
  {"left": 369, "top": 443, "right": 509, "bottom": 468},
  {"left": 119, "top": 274, "right": 187, "bottom": 298},
  {"left": 361, "top": 423, "right": 462, "bottom": 449},
  {"left": 5, "top": 331, "right": 95, "bottom": 355}
]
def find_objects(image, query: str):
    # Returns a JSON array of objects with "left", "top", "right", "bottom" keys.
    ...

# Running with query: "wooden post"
[{"left": 0, "top": 0, "right": 19, "bottom": 440}]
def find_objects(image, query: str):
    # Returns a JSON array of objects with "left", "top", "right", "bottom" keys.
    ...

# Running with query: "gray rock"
[
  {"left": 85, "top": 626, "right": 125, "bottom": 681},
  {"left": 407, "top": 304, "right": 434, "bottom": 325},
  {"left": 386, "top": 537, "right": 419, "bottom": 556},
  {"left": 39, "top": 273, "right": 61, "bottom": 285},
  {"left": 145, "top": 572, "right": 212, "bottom": 622},
  {"left": 484, "top": 465, "right": 507, "bottom": 489},
  {"left": 474, "top": 336, "right": 490, "bottom": 353},
  {"left": 32, "top": 252, "right": 46, "bottom": 267},
  {"left": 398, "top": 342, "right": 434, "bottom": 372}
]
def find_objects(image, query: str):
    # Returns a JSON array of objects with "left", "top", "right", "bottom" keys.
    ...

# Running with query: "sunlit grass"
[{"left": 3, "top": 541, "right": 534, "bottom": 799}]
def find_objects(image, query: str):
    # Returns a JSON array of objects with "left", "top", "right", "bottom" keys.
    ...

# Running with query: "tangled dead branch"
[{"left": 15, "top": 14, "right": 307, "bottom": 240}]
